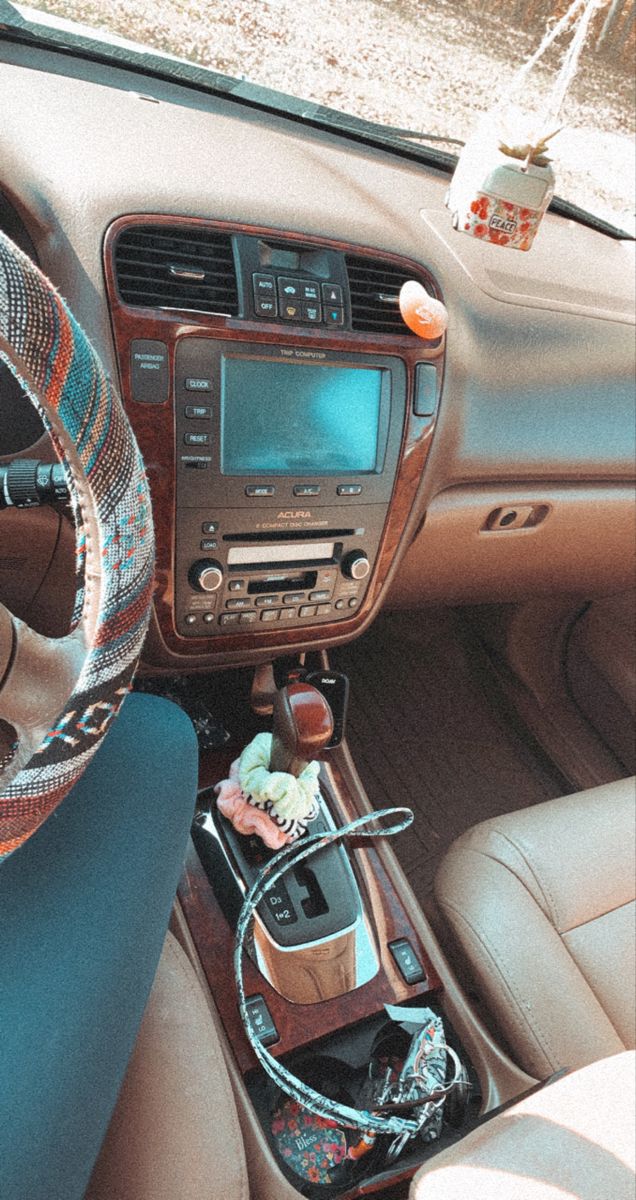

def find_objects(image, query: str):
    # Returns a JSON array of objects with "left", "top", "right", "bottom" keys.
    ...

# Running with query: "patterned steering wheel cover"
[{"left": 0, "top": 231, "right": 155, "bottom": 860}]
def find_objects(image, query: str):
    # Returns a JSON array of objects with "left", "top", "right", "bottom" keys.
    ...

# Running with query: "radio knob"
[
  {"left": 189, "top": 559, "right": 223, "bottom": 593},
  {"left": 341, "top": 552, "right": 370, "bottom": 581}
]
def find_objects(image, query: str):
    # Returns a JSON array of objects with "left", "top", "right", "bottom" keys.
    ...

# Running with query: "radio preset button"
[
  {"left": 279, "top": 607, "right": 296, "bottom": 620},
  {"left": 299, "top": 605, "right": 317, "bottom": 618},
  {"left": 283, "top": 592, "right": 305, "bottom": 605},
  {"left": 337, "top": 484, "right": 362, "bottom": 496},
  {"left": 201, "top": 521, "right": 218, "bottom": 534},
  {"left": 309, "top": 590, "right": 331, "bottom": 602},
  {"left": 184, "top": 432, "right": 210, "bottom": 446},
  {"left": 316, "top": 604, "right": 332, "bottom": 616},
  {"left": 219, "top": 612, "right": 240, "bottom": 627},
  {"left": 245, "top": 485, "right": 275, "bottom": 497},
  {"left": 239, "top": 611, "right": 257, "bottom": 625},
  {"left": 255, "top": 595, "right": 279, "bottom": 608},
  {"left": 260, "top": 609, "right": 280, "bottom": 623},
  {"left": 185, "top": 378, "right": 211, "bottom": 391},
  {"left": 293, "top": 485, "right": 320, "bottom": 497},
  {"left": 185, "top": 404, "right": 212, "bottom": 418}
]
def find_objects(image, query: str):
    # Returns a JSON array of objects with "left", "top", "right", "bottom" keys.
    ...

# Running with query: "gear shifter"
[{"left": 270, "top": 682, "right": 334, "bottom": 777}]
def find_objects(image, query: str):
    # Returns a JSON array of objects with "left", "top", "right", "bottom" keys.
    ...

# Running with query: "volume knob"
[
  {"left": 189, "top": 559, "right": 223, "bottom": 593},
  {"left": 341, "top": 551, "right": 370, "bottom": 581}
]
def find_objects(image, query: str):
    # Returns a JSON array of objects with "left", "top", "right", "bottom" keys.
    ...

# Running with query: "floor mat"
[{"left": 331, "top": 608, "right": 569, "bottom": 906}]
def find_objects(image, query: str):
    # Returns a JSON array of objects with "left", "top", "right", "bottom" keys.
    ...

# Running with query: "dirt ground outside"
[{"left": 24, "top": 0, "right": 636, "bottom": 231}]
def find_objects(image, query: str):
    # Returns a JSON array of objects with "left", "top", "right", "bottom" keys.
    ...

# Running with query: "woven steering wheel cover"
[{"left": 0, "top": 232, "right": 154, "bottom": 859}]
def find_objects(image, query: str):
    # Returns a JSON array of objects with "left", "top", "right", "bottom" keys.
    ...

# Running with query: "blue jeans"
[{"left": 0, "top": 693, "right": 198, "bottom": 1200}]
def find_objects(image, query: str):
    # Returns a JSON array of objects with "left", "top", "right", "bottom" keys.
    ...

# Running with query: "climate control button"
[{"left": 189, "top": 559, "right": 223, "bottom": 593}]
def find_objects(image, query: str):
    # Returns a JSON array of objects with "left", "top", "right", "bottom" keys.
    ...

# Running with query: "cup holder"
[{"left": 269, "top": 1054, "right": 381, "bottom": 1191}]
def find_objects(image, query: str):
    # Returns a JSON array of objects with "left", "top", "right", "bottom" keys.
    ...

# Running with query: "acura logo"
[{"left": 277, "top": 510, "right": 311, "bottom": 519}]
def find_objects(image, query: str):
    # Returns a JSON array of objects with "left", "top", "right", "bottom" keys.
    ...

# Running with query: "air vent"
[
  {"left": 346, "top": 254, "right": 438, "bottom": 337},
  {"left": 114, "top": 225, "right": 238, "bottom": 316}
]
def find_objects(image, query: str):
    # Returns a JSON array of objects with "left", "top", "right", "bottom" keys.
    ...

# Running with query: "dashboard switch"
[
  {"left": 389, "top": 938, "right": 427, "bottom": 985},
  {"left": 414, "top": 363, "right": 437, "bottom": 417},
  {"left": 245, "top": 994, "right": 279, "bottom": 1046}
]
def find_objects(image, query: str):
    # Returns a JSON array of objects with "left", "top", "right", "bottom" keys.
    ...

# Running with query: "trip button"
[
  {"left": 294, "top": 484, "right": 321, "bottom": 497},
  {"left": 322, "top": 283, "right": 343, "bottom": 305},
  {"left": 185, "top": 404, "right": 211, "bottom": 418},
  {"left": 245, "top": 485, "right": 275, "bottom": 497}
]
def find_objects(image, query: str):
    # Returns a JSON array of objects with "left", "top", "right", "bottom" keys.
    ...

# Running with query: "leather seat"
[
  {"left": 411, "top": 1051, "right": 635, "bottom": 1200},
  {"left": 85, "top": 932, "right": 250, "bottom": 1200},
  {"left": 434, "top": 777, "right": 636, "bottom": 1079}
]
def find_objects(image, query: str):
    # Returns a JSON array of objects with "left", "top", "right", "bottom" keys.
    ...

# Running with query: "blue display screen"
[{"left": 220, "top": 357, "right": 383, "bottom": 476}]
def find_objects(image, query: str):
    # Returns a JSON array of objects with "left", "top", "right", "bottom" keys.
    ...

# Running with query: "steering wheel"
[{"left": 0, "top": 231, "right": 155, "bottom": 860}]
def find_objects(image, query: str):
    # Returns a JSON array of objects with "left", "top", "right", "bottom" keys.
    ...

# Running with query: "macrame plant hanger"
[{"left": 446, "top": 0, "right": 608, "bottom": 250}]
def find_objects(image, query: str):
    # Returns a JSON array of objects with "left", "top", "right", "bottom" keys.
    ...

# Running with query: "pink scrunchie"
[{"left": 215, "top": 758, "right": 291, "bottom": 850}]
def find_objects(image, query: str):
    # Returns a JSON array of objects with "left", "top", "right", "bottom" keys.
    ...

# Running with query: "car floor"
[{"left": 330, "top": 607, "right": 571, "bottom": 911}]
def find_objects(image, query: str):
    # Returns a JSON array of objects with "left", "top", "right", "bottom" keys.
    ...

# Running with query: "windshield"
[{"left": 15, "top": 0, "right": 636, "bottom": 234}]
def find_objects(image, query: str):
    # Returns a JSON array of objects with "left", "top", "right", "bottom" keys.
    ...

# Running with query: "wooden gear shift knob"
[{"left": 270, "top": 682, "right": 334, "bottom": 777}]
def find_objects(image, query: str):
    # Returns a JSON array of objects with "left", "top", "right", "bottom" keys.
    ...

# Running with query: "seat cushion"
[
  {"left": 434, "top": 778, "right": 636, "bottom": 1079},
  {"left": 85, "top": 931, "right": 250, "bottom": 1200},
  {"left": 411, "top": 1051, "right": 635, "bottom": 1200}
]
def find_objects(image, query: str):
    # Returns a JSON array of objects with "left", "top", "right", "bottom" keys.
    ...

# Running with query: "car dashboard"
[{"left": 0, "top": 35, "right": 634, "bottom": 672}]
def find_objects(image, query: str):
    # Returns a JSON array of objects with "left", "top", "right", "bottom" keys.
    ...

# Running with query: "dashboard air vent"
[
  {"left": 114, "top": 225, "right": 238, "bottom": 316},
  {"left": 346, "top": 254, "right": 437, "bottom": 337}
]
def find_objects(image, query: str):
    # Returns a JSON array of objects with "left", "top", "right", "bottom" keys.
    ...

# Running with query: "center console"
[
  {"left": 174, "top": 339, "right": 406, "bottom": 639},
  {"left": 104, "top": 215, "right": 445, "bottom": 669}
]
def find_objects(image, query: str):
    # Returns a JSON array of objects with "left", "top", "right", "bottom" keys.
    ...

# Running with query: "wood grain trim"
[
  {"left": 103, "top": 215, "right": 444, "bottom": 666},
  {"left": 178, "top": 752, "right": 441, "bottom": 1074}
]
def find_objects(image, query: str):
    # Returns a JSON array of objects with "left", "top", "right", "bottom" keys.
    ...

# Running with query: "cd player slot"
[
  {"left": 222, "top": 529, "right": 355, "bottom": 543},
  {"left": 227, "top": 541, "right": 340, "bottom": 568}
]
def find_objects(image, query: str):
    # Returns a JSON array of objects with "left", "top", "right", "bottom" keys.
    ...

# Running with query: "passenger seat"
[{"left": 434, "top": 777, "right": 636, "bottom": 1079}]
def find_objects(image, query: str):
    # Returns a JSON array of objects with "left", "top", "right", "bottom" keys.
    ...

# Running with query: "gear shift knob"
[{"left": 270, "top": 682, "right": 334, "bottom": 777}]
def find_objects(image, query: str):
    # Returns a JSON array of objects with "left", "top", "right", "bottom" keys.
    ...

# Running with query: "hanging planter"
[{"left": 446, "top": 0, "right": 609, "bottom": 251}]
